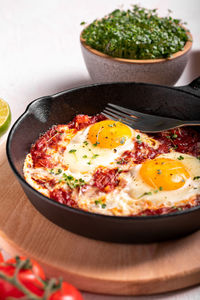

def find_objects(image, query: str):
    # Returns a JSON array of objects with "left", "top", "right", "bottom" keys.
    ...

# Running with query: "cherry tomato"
[
  {"left": 0, "top": 256, "right": 45, "bottom": 299},
  {"left": 0, "top": 252, "right": 3, "bottom": 263},
  {"left": 50, "top": 282, "right": 83, "bottom": 300}
]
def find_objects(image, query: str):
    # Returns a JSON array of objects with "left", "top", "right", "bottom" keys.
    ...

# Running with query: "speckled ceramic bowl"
[{"left": 80, "top": 31, "right": 192, "bottom": 86}]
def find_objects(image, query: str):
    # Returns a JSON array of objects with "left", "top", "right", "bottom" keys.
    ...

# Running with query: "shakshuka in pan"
[{"left": 23, "top": 114, "right": 200, "bottom": 216}]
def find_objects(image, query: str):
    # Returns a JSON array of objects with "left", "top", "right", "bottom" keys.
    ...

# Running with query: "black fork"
[{"left": 103, "top": 103, "right": 200, "bottom": 133}]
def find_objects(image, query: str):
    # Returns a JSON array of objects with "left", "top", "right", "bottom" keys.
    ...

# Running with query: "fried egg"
[
  {"left": 127, "top": 152, "right": 200, "bottom": 207},
  {"left": 63, "top": 120, "right": 158, "bottom": 179},
  {"left": 63, "top": 120, "right": 133, "bottom": 178}
]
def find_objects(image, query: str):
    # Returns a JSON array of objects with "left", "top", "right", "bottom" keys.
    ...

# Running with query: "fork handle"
[{"left": 181, "top": 120, "right": 200, "bottom": 126}]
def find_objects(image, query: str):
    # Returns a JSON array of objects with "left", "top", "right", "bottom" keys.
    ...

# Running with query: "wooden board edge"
[{"left": 1, "top": 230, "right": 200, "bottom": 296}]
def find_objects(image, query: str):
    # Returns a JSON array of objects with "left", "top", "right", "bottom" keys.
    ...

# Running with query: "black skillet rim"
[{"left": 6, "top": 81, "right": 200, "bottom": 221}]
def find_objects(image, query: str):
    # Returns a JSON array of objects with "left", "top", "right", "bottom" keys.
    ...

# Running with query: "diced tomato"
[
  {"left": 49, "top": 188, "right": 77, "bottom": 207},
  {"left": 68, "top": 114, "right": 106, "bottom": 130},
  {"left": 93, "top": 168, "right": 120, "bottom": 193}
]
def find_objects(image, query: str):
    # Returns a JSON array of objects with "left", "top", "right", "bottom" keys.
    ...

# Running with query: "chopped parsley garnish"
[
  {"left": 81, "top": 5, "right": 189, "bottom": 59},
  {"left": 50, "top": 169, "right": 54, "bottom": 174},
  {"left": 138, "top": 192, "right": 152, "bottom": 198},
  {"left": 83, "top": 141, "right": 88, "bottom": 146},
  {"left": 94, "top": 199, "right": 106, "bottom": 208},
  {"left": 55, "top": 130, "right": 64, "bottom": 135},
  {"left": 56, "top": 169, "right": 62, "bottom": 175},
  {"left": 136, "top": 135, "right": 142, "bottom": 144},
  {"left": 177, "top": 155, "right": 184, "bottom": 160},
  {"left": 93, "top": 141, "right": 100, "bottom": 146},
  {"left": 171, "top": 134, "right": 178, "bottom": 139},
  {"left": 92, "top": 154, "right": 99, "bottom": 159},
  {"left": 139, "top": 186, "right": 163, "bottom": 198},
  {"left": 69, "top": 149, "right": 77, "bottom": 153},
  {"left": 87, "top": 161, "right": 91, "bottom": 165},
  {"left": 193, "top": 176, "right": 200, "bottom": 180},
  {"left": 79, "top": 178, "right": 85, "bottom": 183},
  {"left": 117, "top": 158, "right": 127, "bottom": 164},
  {"left": 153, "top": 186, "right": 163, "bottom": 193},
  {"left": 157, "top": 169, "right": 162, "bottom": 174},
  {"left": 63, "top": 173, "right": 85, "bottom": 189},
  {"left": 83, "top": 155, "right": 88, "bottom": 158}
]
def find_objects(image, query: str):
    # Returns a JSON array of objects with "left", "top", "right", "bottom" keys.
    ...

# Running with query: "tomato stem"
[
  {"left": 0, "top": 269, "right": 41, "bottom": 299},
  {"left": 0, "top": 258, "right": 64, "bottom": 300},
  {"left": 43, "top": 277, "right": 62, "bottom": 299}
]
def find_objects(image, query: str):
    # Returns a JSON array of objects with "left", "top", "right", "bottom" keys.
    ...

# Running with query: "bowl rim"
[
  {"left": 6, "top": 82, "right": 200, "bottom": 221},
  {"left": 80, "top": 30, "right": 192, "bottom": 64}
]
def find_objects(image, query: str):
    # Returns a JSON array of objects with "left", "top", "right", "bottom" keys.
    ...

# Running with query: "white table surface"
[{"left": 0, "top": 0, "right": 200, "bottom": 299}]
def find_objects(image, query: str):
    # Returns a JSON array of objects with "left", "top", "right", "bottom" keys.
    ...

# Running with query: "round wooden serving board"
[{"left": 1, "top": 141, "right": 200, "bottom": 296}]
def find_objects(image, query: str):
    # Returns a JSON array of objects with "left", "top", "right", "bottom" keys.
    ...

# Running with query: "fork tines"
[{"left": 102, "top": 103, "right": 141, "bottom": 126}]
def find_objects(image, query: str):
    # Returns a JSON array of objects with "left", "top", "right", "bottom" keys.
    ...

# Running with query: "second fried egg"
[{"left": 126, "top": 152, "right": 200, "bottom": 207}]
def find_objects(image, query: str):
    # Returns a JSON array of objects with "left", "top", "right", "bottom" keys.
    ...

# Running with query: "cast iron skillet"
[{"left": 6, "top": 77, "right": 200, "bottom": 243}]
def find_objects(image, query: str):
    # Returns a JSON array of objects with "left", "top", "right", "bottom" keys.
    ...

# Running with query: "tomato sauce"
[
  {"left": 153, "top": 127, "right": 200, "bottom": 157},
  {"left": 116, "top": 127, "right": 200, "bottom": 165},
  {"left": 31, "top": 126, "right": 63, "bottom": 168},
  {"left": 93, "top": 168, "right": 120, "bottom": 193},
  {"left": 49, "top": 188, "right": 77, "bottom": 208},
  {"left": 137, "top": 195, "right": 200, "bottom": 216},
  {"left": 68, "top": 114, "right": 106, "bottom": 130},
  {"left": 32, "top": 178, "right": 57, "bottom": 189}
]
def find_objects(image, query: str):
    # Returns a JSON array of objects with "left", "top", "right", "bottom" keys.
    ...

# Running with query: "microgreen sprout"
[
  {"left": 69, "top": 149, "right": 77, "bottom": 153},
  {"left": 82, "top": 5, "right": 189, "bottom": 60},
  {"left": 177, "top": 155, "right": 184, "bottom": 160},
  {"left": 93, "top": 141, "right": 100, "bottom": 146},
  {"left": 63, "top": 173, "right": 85, "bottom": 189},
  {"left": 55, "top": 169, "right": 62, "bottom": 175},
  {"left": 94, "top": 199, "right": 106, "bottom": 208}
]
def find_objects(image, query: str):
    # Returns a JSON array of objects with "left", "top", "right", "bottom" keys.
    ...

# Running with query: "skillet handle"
[{"left": 175, "top": 76, "right": 200, "bottom": 97}]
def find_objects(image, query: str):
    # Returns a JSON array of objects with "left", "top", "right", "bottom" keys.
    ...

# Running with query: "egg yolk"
[
  {"left": 140, "top": 158, "right": 190, "bottom": 191},
  {"left": 88, "top": 120, "right": 132, "bottom": 149}
]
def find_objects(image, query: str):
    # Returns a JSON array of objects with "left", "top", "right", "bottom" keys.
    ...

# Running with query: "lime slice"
[{"left": 0, "top": 98, "right": 11, "bottom": 137}]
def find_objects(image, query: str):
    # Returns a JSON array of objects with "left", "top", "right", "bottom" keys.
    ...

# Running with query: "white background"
[{"left": 0, "top": 0, "right": 200, "bottom": 299}]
